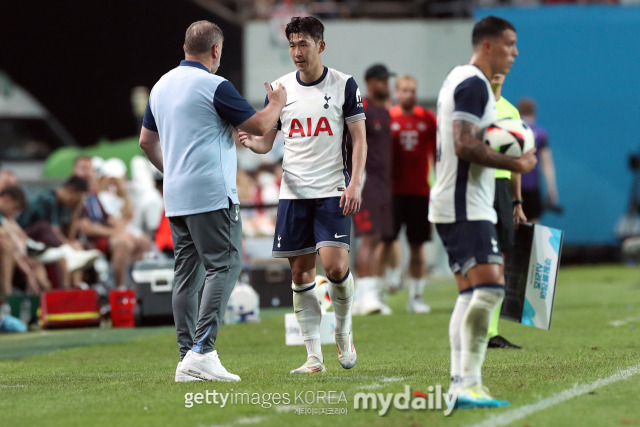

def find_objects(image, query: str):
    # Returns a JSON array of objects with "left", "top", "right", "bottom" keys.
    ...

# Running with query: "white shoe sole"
[{"left": 180, "top": 361, "right": 241, "bottom": 382}]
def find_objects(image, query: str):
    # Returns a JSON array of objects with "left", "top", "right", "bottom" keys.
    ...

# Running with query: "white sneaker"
[
  {"left": 175, "top": 361, "right": 204, "bottom": 382},
  {"left": 380, "top": 300, "right": 393, "bottom": 315},
  {"left": 290, "top": 355, "right": 326, "bottom": 374},
  {"left": 358, "top": 291, "right": 383, "bottom": 315},
  {"left": 33, "top": 245, "right": 66, "bottom": 263},
  {"left": 335, "top": 332, "right": 357, "bottom": 369},
  {"left": 65, "top": 249, "right": 101, "bottom": 272},
  {"left": 407, "top": 297, "right": 431, "bottom": 314},
  {"left": 180, "top": 350, "right": 241, "bottom": 382}
]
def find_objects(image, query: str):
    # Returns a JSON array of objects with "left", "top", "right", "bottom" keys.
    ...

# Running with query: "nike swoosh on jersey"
[
  {"left": 334, "top": 233, "right": 347, "bottom": 238},
  {"left": 285, "top": 101, "right": 298, "bottom": 107}
]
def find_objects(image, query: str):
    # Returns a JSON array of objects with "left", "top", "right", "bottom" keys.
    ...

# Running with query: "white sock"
[
  {"left": 461, "top": 286, "right": 505, "bottom": 388},
  {"left": 327, "top": 271, "right": 354, "bottom": 334},
  {"left": 385, "top": 267, "right": 402, "bottom": 289},
  {"left": 449, "top": 290, "right": 472, "bottom": 381},
  {"left": 408, "top": 277, "right": 425, "bottom": 299},
  {"left": 292, "top": 281, "right": 322, "bottom": 360}
]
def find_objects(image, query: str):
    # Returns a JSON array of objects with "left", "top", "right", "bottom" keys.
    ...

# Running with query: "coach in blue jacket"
[{"left": 139, "top": 20, "right": 286, "bottom": 382}]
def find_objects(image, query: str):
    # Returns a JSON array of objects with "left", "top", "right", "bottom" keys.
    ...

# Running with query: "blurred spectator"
[
  {"left": 129, "top": 156, "right": 164, "bottom": 237},
  {"left": 73, "top": 156, "right": 149, "bottom": 289},
  {"left": 0, "top": 169, "right": 18, "bottom": 191},
  {"left": 11, "top": 178, "right": 99, "bottom": 291},
  {"left": 518, "top": 98, "right": 560, "bottom": 222}
]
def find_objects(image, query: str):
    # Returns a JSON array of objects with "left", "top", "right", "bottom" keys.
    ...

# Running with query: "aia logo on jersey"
[{"left": 289, "top": 117, "right": 334, "bottom": 137}]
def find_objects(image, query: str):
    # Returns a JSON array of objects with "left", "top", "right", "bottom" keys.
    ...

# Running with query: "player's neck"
[
  {"left": 401, "top": 104, "right": 414, "bottom": 115},
  {"left": 469, "top": 56, "right": 491, "bottom": 81},
  {"left": 368, "top": 95, "right": 388, "bottom": 108},
  {"left": 299, "top": 64, "right": 325, "bottom": 84}
]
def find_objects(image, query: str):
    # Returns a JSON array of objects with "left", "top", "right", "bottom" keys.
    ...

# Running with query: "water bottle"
[{"left": 19, "top": 298, "right": 31, "bottom": 326}]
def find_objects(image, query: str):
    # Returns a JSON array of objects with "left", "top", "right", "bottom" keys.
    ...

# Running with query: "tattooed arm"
[{"left": 453, "top": 120, "right": 537, "bottom": 174}]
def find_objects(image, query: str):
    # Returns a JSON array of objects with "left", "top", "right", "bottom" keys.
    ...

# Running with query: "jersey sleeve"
[
  {"left": 264, "top": 92, "right": 282, "bottom": 130},
  {"left": 343, "top": 77, "right": 365, "bottom": 124},
  {"left": 213, "top": 80, "right": 257, "bottom": 127},
  {"left": 142, "top": 100, "right": 157, "bottom": 132},
  {"left": 452, "top": 76, "right": 489, "bottom": 125}
]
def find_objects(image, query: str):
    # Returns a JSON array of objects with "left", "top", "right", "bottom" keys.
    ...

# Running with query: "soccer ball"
[
  {"left": 314, "top": 275, "right": 333, "bottom": 312},
  {"left": 484, "top": 118, "right": 535, "bottom": 157}
]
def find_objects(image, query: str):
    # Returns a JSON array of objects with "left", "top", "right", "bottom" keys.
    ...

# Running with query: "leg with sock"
[
  {"left": 290, "top": 281, "right": 325, "bottom": 374},
  {"left": 327, "top": 270, "right": 357, "bottom": 369},
  {"left": 448, "top": 289, "right": 472, "bottom": 398},
  {"left": 457, "top": 284, "right": 509, "bottom": 408}
]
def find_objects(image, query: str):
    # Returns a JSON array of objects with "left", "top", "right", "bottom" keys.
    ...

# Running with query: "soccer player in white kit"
[
  {"left": 428, "top": 16, "right": 537, "bottom": 408},
  {"left": 239, "top": 16, "right": 367, "bottom": 374}
]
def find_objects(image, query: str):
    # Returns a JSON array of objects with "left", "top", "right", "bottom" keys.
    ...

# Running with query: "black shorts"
[
  {"left": 522, "top": 188, "right": 543, "bottom": 221},
  {"left": 393, "top": 195, "right": 431, "bottom": 244},
  {"left": 435, "top": 220, "right": 503, "bottom": 276},
  {"left": 494, "top": 178, "right": 514, "bottom": 253},
  {"left": 353, "top": 194, "right": 395, "bottom": 241}
]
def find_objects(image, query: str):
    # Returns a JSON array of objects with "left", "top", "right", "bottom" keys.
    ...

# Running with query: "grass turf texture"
[{"left": 1, "top": 264, "right": 639, "bottom": 426}]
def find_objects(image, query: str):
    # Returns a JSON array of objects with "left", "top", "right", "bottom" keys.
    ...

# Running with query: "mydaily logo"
[{"left": 353, "top": 385, "right": 455, "bottom": 416}]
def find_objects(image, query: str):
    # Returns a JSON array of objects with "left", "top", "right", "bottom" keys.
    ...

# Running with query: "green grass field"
[{"left": 1, "top": 264, "right": 639, "bottom": 427}]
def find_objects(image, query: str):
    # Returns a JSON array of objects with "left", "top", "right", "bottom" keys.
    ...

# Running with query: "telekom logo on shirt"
[{"left": 289, "top": 117, "right": 334, "bottom": 138}]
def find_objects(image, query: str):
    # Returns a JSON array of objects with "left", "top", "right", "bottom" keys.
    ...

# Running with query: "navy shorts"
[
  {"left": 435, "top": 220, "right": 504, "bottom": 276},
  {"left": 272, "top": 197, "right": 350, "bottom": 258}
]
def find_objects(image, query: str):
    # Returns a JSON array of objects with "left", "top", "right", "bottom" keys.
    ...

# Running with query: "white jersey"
[
  {"left": 428, "top": 65, "right": 497, "bottom": 224},
  {"left": 269, "top": 67, "right": 365, "bottom": 199}
]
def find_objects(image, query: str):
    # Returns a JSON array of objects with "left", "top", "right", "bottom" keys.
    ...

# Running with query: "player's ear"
[
  {"left": 212, "top": 43, "right": 220, "bottom": 59},
  {"left": 318, "top": 40, "right": 326, "bottom": 53},
  {"left": 482, "top": 38, "right": 492, "bottom": 54}
]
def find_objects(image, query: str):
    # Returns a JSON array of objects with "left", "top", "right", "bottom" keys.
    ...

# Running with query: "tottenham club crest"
[
  {"left": 277, "top": 235, "right": 282, "bottom": 248},
  {"left": 323, "top": 94, "right": 331, "bottom": 109}
]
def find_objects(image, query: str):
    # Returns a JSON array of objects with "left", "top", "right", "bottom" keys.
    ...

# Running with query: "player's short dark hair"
[
  {"left": 184, "top": 20, "right": 224, "bottom": 56},
  {"left": 285, "top": 16, "right": 324, "bottom": 44},
  {"left": 63, "top": 176, "right": 89, "bottom": 193},
  {"left": 0, "top": 185, "right": 27, "bottom": 210},
  {"left": 472, "top": 16, "right": 516, "bottom": 46},
  {"left": 518, "top": 98, "right": 536, "bottom": 116}
]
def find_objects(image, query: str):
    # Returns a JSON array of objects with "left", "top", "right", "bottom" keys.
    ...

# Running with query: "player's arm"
[
  {"left": 236, "top": 82, "right": 286, "bottom": 136},
  {"left": 453, "top": 119, "right": 536, "bottom": 174},
  {"left": 139, "top": 100, "right": 164, "bottom": 172},
  {"left": 342, "top": 120, "right": 366, "bottom": 216},
  {"left": 510, "top": 172, "right": 527, "bottom": 227},
  {"left": 341, "top": 77, "right": 367, "bottom": 216},
  {"left": 539, "top": 146, "right": 559, "bottom": 204}
]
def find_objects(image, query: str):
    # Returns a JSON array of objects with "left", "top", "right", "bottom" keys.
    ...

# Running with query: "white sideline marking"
[
  {"left": 468, "top": 363, "right": 640, "bottom": 427},
  {"left": 358, "top": 376, "right": 405, "bottom": 390},
  {"left": 608, "top": 316, "right": 640, "bottom": 327}
]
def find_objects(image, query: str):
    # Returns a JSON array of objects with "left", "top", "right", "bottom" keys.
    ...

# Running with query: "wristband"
[{"left": 512, "top": 199, "right": 524, "bottom": 206}]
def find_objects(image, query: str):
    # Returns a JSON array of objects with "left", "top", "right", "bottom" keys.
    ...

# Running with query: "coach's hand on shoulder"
[
  {"left": 266, "top": 82, "right": 287, "bottom": 108},
  {"left": 514, "top": 148, "right": 537, "bottom": 174}
]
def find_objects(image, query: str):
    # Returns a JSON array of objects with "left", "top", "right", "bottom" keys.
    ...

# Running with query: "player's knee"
[
  {"left": 291, "top": 269, "right": 315, "bottom": 286},
  {"left": 324, "top": 264, "right": 348, "bottom": 283}
]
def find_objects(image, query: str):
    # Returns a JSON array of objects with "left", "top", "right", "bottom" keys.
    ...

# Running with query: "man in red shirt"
[{"left": 389, "top": 75, "right": 436, "bottom": 313}]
